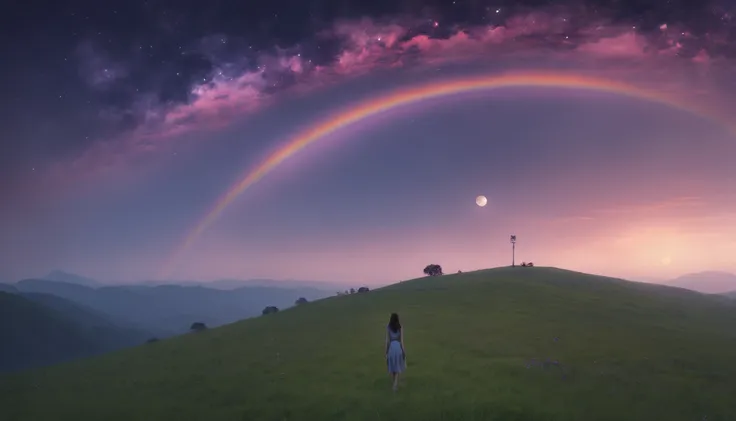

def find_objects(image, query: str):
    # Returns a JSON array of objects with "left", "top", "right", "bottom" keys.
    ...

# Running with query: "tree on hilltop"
[
  {"left": 357, "top": 287, "right": 370, "bottom": 293},
  {"left": 295, "top": 297, "right": 308, "bottom": 305},
  {"left": 423, "top": 264, "right": 443, "bottom": 276}
]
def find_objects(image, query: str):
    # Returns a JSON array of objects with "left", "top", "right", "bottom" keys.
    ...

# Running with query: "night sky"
[{"left": 2, "top": 0, "right": 736, "bottom": 284}]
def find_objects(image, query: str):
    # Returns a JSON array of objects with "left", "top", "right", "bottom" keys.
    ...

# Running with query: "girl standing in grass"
[{"left": 385, "top": 313, "right": 406, "bottom": 391}]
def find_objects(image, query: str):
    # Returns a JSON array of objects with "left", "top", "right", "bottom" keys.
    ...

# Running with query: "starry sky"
[{"left": 2, "top": 0, "right": 736, "bottom": 285}]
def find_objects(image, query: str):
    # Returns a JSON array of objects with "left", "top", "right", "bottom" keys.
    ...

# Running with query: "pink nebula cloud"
[{"left": 41, "top": 8, "right": 728, "bottom": 193}]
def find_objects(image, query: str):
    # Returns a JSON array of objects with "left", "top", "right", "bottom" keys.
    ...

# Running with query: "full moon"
[{"left": 476, "top": 195, "right": 488, "bottom": 207}]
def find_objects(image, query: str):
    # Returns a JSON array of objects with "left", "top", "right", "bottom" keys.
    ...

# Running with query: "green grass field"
[{"left": 3, "top": 267, "right": 736, "bottom": 421}]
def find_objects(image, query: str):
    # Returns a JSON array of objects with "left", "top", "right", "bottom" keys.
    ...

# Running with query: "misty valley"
[{"left": 0, "top": 271, "right": 337, "bottom": 373}]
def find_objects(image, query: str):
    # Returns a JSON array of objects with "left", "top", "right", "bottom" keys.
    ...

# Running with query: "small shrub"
[
  {"left": 190, "top": 322, "right": 207, "bottom": 332},
  {"left": 262, "top": 306, "right": 279, "bottom": 315}
]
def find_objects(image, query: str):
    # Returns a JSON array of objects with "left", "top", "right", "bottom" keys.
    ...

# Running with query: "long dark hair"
[{"left": 388, "top": 313, "right": 401, "bottom": 333}]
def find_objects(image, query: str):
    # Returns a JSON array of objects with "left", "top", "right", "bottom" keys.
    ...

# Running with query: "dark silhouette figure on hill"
[
  {"left": 385, "top": 313, "right": 407, "bottom": 392},
  {"left": 358, "top": 287, "right": 370, "bottom": 293},
  {"left": 423, "top": 264, "right": 443, "bottom": 276}
]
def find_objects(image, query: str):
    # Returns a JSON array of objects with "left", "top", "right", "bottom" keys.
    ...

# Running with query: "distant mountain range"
[
  {"left": 32, "top": 269, "right": 353, "bottom": 292},
  {"left": 0, "top": 271, "right": 349, "bottom": 336},
  {"left": 137, "top": 278, "right": 352, "bottom": 292},
  {"left": 0, "top": 292, "right": 150, "bottom": 373},
  {"left": 665, "top": 271, "right": 736, "bottom": 295},
  {"left": 0, "top": 271, "right": 346, "bottom": 373},
  {"left": 8, "top": 278, "right": 333, "bottom": 337},
  {"left": 44, "top": 270, "right": 102, "bottom": 287}
]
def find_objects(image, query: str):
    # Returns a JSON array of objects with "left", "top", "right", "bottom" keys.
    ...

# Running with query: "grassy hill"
[
  {"left": 2, "top": 267, "right": 736, "bottom": 421},
  {"left": 0, "top": 292, "right": 150, "bottom": 374}
]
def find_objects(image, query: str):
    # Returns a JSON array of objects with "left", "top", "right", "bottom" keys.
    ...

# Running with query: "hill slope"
[
  {"left": 0, "top": 292, "right": 149, "bottom": 374},
  {"left": 18, "top": 292, "right": 152, "bottom": 346},
  {"left": 0, "top": 283, "right": 18, "bottom": 293},
  {"left": 18, "top": 292, "right": 121, "bottom": 329},
  {"left": 2, "top": 268, "right": 736, "bottom": 421}
]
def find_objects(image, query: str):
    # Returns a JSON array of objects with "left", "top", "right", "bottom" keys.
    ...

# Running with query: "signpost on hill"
[{"left": 510, "top": 235, "right": 516, "bottom": 267}]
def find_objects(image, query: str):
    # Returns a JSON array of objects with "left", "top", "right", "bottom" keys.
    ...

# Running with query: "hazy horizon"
[{"left": 4, "top": 267, "right": 734, "bottom": 290}]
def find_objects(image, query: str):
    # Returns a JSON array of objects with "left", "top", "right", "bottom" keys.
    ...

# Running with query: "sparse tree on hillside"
[
  {"left": 262, "top": 306, "right": 279, "bottom": 315},
  {"left": 358, "top": 286, "right": 370, "bottom": 293},
  {"left": 190, "top": 322, "right": 207, "bottom": 332},
  {"left": 295, "top": 297, "right": 308, "bottom": 305},
  {"left": 350, "top": 288, "right": 356, "bottom": 294},
  {"left": 423, "top": 264, "right": 443, "bottom": 276}
]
